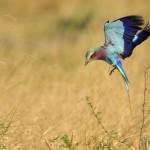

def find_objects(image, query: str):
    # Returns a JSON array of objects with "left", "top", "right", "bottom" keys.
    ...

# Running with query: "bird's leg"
[
  {"left": 109, "top": 67, "right": 116, "bottom": 75},
  {"left": 108, "top": 65, "right": 116, "bottom": 75}
]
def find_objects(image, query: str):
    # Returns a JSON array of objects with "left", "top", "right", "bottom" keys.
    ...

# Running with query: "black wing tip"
[
  {"left": 143, "top": 22, "right": 150, "bottom": 32},
  {"left": 118, "top": 15, "right": 143, "bottom": 20},
  {"left": 113, "top": 15, "right": 144, "bottom": 26},
  {"left": 129, "top": 15, "right": 144, "bottom": 25}
]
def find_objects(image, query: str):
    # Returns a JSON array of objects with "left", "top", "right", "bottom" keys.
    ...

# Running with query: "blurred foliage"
[{"left": 57, "top": 11, "right": 94, "bottom": 33}]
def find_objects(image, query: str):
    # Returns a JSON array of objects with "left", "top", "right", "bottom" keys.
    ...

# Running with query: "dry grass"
[{"left": 0, "top": 0, "right": 149, "bottom": 149}]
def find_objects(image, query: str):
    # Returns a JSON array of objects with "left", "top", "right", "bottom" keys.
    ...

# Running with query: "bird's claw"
[
  {"left": 109, "top": 68, "right": 115, "bottom": 75},
  {"left": 108, "top": 65, "right": 116, "bottom": 75}
]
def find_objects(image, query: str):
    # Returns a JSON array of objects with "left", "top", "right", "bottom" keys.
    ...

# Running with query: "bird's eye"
[{"left": 91, "top": 53, "right": 96, "bottom": 59}]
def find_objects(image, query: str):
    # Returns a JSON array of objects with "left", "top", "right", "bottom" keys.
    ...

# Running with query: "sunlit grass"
[{"left": 0, "top": 0, "right": 149, "bottom": 149}]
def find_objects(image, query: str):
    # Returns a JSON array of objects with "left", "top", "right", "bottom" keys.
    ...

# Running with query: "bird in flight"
[{"left": 85, "top": 15, "right": 150, "bottom": 91}]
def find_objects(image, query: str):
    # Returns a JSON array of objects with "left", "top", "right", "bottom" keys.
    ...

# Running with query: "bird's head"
[{"left": 85, "top": 46, "right": 100, "bottom": 66}]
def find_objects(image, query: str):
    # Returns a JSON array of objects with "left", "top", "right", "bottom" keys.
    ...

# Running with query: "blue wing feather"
[
  {"left": 104, "top": 16, "right": 144, "bottom": 57},
  {"left": 119, "top": 16, "right": 144, "bottom": 58},
  {"left": 132, "top": 22, "right": 150, "bottom": 49},
  {"left": 121, "top": 22, "right": 150, "bottom": 58}
]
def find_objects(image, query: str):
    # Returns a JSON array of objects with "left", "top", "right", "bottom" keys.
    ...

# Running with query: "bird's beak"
[{"left": 85, "top": 59, "right": 89, "bottom": 66}]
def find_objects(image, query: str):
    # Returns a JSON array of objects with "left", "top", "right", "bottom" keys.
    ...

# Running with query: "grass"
[
  {"left": 85, "top": 68, "right": 150, "bottom": 149},
  {"left": 0, "top": 0, "right": 149, "bottom": 149}
]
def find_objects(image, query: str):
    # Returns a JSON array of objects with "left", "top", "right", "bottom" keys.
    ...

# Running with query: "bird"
[{"left": 85, "top": 15, "right": 150, "bottom": 91}]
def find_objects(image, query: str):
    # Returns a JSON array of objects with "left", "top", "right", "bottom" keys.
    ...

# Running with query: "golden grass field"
[{"left": 0, "top": 0, "right": 150, "bottom": 149}]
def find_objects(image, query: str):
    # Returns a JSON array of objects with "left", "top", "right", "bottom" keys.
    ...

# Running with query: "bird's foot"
[{"left": 108, "top": 65, "right": 116, "bottom": 75}]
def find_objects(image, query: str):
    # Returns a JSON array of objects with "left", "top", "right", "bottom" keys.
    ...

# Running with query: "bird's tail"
[
  {"left": 132, "top": 22, "right": 150, "bottom": 49},
  {"left": 116, "top": 64, "right": 132, "bottom": 112},
  {"left": 116, "top": 64, "right": 129, "bottom": 92}
]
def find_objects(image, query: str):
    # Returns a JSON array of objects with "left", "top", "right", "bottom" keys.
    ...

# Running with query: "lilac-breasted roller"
[{"left": 85, "top": 16, "right": 150, "bottom": 91}]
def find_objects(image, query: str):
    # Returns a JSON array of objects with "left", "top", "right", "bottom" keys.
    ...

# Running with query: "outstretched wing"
[
  {"left": 104, "top": 15, "right": 144, "bottom": 56},
  {"left": 131, "top": 22, "right": 150, "bottom": 49}
]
